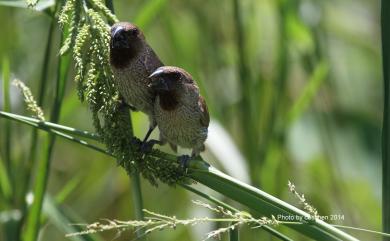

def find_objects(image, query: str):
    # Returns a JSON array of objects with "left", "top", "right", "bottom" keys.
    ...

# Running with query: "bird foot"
[
  {"left": 178, "top": 155, "right": 192, "bottom": 170},
  {"left": 118, "top": 98, "right": 137, "bottom": 111},
  {"left": 131, "top": 137, "right": 142, "bottom": 148},
  {"left": 140, "top": 139, "right": 161, "bottom": 153}
]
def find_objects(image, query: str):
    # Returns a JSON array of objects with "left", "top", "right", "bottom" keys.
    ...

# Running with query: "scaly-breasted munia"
[
  {"left": 148, "top": 66, "right": 209, "bottom": 160},
  {"left": 110, "top": 22, "right": 163, "bottom": 143}
]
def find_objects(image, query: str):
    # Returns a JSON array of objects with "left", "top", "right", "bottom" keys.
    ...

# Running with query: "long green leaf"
[
  {"left": 40, "top": 175, "right": 82, "bottom": 227},
  {"left": 43, "top": 195, "right": 103, "bottom": 241},
  {"left": 287, "top": 61, "right": 328, "bottom": 124},
  {"left": 181, "top": 184, "right": 293, "bottom": 241},
  {"left": 0, "top": 111, "right": 108, "bottom": 155},
  {"left": 189, "top": 165, "right": 358, "bottom": 241},
  {"left": 381, "top": 1, "right": 390, "bottom": 240},
  {"left": 0, "top": 154, "right": 12, "bottom": 202},
  {"left": 0, "top": 111, "right": 98, "bottom": 140}
]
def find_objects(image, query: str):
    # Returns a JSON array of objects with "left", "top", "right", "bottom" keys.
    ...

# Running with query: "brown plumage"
[
  {"left": 110, "top": 22, "right": 163, "bottom": 141},
  {"left": 149, "top": 66, "right": 210, "bottom": 157}
]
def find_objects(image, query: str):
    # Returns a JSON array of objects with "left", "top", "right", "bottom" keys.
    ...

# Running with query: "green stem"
[
  {"left": 333, "top": 225, "right": 390, "bottom": 238},
  {"left": 257, "top": 0, "right": 289, "bottom": 178},
  {"left": 23, "top": 15, "right": 70, "bottom": 241},
  {"left": 25, "top": 8, "right": 55, "bottom": 181},
  {"left": 0, "top": 153, "right": 12, "bottom": 203},
  {"left": 131, "top": 171, "right": 145, "bottom": 238},
  {"left": 0, "top": 111, "right": 99, "bottom": 140},
  {"left": 232, "top": 0, "right": 256, "bottom": 171},
  {"left": 103, "top": 0, "right": 145, "bottom": 238},
  {"left": 1, "top": 57, "right": 11, "bottom": 182},
  {"left": 382, "top": 1, "right": 390, "bottom": 240},
  {"left": 229, "top": 223, "right": 239, "bottom": 241},
  {"left": 0, "top": 111, "right": 109, "bottom": 155},
  {"left": 17, "top": 10, "right": 57, "bottom": 241}
]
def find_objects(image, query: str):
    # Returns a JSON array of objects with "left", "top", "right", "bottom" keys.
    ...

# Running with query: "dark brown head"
[
  {"left": 148, "top": 66, "right": 194, "bottom": 92},
  {"left": 148, "top": 66, "right": 195, "bottom": 110},
  {"left": 110, "top": 22, "right": 144, "bottom": 68}
]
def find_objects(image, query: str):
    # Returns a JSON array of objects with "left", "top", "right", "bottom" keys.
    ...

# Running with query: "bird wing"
[
  {"left": 143, "top": 47, "right": 163, "bottom": 74},
  {"left": 198, "top": 96, "right": 210, "bottom": 127}
]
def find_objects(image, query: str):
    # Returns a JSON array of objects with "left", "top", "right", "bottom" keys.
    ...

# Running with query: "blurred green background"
[{"left": 0, "top": 0, "right": 383, "bottom": 240}]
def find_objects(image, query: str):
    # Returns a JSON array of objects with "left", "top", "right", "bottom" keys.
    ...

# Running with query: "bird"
[
  {"left": 109, "top": 22, "right": 163, "bottom": 145},
  {"left": 148, "top": 66, "right": 210, "bottom": 163}
]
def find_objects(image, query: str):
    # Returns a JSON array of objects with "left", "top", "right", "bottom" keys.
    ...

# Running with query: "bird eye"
[{"left": 128, "top": 28, "right": 139, "bottom": 37}]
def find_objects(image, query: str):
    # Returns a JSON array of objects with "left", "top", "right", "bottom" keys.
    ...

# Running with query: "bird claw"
[
  {"left": 118, "top": 98, "right": 137, "bottom": 111},
  {"left": 178, "top": 155, "right": 192, "bottom": 170},
  {"left": 131, "top": 137, "right": 142, "bottom": 148},
  {"left": 140, "top": 139, "right": 160, "bottom": 153}
]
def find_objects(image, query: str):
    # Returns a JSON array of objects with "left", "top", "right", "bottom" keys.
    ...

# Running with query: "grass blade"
[
  {"left": 381, "top": 0, "right": 390, "bottom": 240},
  {"left": 232, "top": 0, "right": 256, "bottom": 170},
  {"left": 182, "top": 184, "right": 293, "bottom": 241},
  {"left": 43, "top": 195, "right": 103, "bottom": 241},
  {"left": 0, "top": 111, "right": 109, "bottom": 155},
  {"left": 0, "top": 111, "right": 98, "bottom": 140},
  {"left": 1, "top": 57, "right": 11, "bottom": 181},
  {"left": 189, "top": 165, "right": 359, "bottom": 241},
  {"left": 134, "top": 0, "right": 167, "bottom": 29},
  {"left": 18, "top": 12, "right": 58, "bottom": 239},
  {"left": 287, "top": 61, "right": 328, "bottom": 124},
  {"left": 229, "top": 224, "right": 239, "bottom": 241},
  {"left": 0, "top": 154, "right": 12, "bottom": 202}
]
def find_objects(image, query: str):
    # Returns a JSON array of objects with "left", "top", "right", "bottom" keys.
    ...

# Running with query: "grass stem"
[
  {"left": 23, "top": 9, "right": 69, "bottom": 240},
  {"left": 381, "top": 1, "right": 390, "bottom": 240},
  {"left": 1, "top": 57, "right": 11, "bottom": 179},
  {"left": 103, "top": 0, "right": 146, "bottom": 238},
  {"left": 17, "top": 10, "right": 57, "bottom": 241}
]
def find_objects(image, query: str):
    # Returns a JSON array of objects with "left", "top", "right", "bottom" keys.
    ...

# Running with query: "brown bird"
[
  {"left": 148, "top": 66, "right": 210, "bottom": 162},
  {"left": 110, "top": 22, "right": 163, "bottom": 144}
]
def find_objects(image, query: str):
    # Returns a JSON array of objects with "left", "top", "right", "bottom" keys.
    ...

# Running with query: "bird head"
[
  {"left": 148, "top": 66, "right": 192, "bottom": 92},
  {"left": 110, "top": 22, "right": 143, "bottom": 49}
]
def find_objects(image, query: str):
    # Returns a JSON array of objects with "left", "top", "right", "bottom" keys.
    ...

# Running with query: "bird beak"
[
  {"left": 148, "top": 69, "right": 165, "bottom": 79},
  {"left": 148, "top": 70, "right": 169, "bottom": 91},
  {"left": 111, "top": 26, "right": 127, "bottom": 48},
  {"left": 148, "top": 79, "right": 169, "bottom": 91},
  {"left": 112, "top": 26, "right": 124, "bottom": 37}
]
